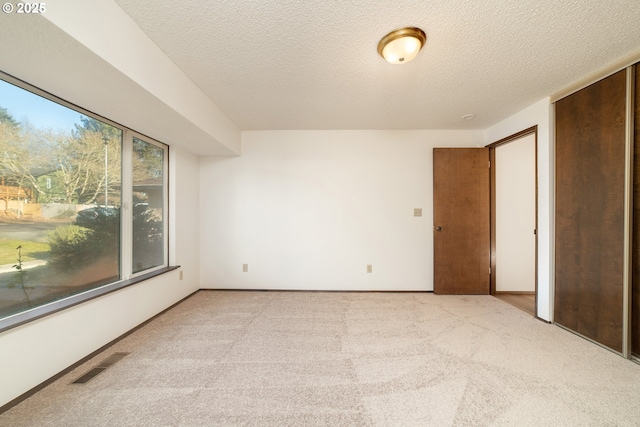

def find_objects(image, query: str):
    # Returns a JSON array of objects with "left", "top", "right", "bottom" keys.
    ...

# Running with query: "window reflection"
[{"left": 132, "top": 137, "right": 164, "bottom": 273}]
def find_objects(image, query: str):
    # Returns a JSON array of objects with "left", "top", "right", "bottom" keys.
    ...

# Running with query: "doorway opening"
[{"left": 487, "top": 127, "right": 538, "bottom": 317}]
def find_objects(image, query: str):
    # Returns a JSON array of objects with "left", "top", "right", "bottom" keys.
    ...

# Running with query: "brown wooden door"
[
  {"left": 433, "top": 148, "right": 490, "bottom": 294},
  {"left": 555, "top": 70, "right": 626, "bottom": 353}
]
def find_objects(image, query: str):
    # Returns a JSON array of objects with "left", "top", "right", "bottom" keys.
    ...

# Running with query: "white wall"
[
  {"left": 170, "top": 147, "right": 201, "bottom": 282},
  {"left": 484, "top": 98, "right": 553, "bottom": 321},
  {"left": 0, "top": 147, "right": 200, "bottom": 408},
  {"left": 495, "top": 134, "right": 537, "bottom": 292},
  {"left": 200, "top": 130, "right": 483, "bottom": 291}
]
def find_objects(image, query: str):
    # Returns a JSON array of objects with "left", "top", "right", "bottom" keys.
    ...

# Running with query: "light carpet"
[{"left": 1, "top": 291, "right": 639, "bottom": 426}]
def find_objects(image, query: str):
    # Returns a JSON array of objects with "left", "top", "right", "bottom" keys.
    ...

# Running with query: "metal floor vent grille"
[{"left": 72, "top": 352, "right": 130, "bottom": 384}]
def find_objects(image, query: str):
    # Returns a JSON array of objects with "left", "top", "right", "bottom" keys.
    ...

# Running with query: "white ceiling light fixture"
[{"left": 377, "top": 27, "right": 426, "bottom": 64}]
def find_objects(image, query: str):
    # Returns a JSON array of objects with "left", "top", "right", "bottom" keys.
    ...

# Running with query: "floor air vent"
[{"left": 72, "top": 352, "right": 130, "bottom": 384}]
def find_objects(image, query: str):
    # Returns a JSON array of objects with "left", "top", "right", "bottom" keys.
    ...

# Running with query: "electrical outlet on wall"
[
  {"left": 367, "top": 264, "right": 373, "bottom": 273},
  {"left": 413, "top": 208, "right": 423, "bottom": 217},
  {"left": 179, "top": 270, "right": 184, "bottom": 280},
  {"left": 242, "top": 264, "right": 248, "bottom": 272}
]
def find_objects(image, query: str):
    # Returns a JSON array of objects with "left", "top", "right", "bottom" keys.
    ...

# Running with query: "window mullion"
[{"left": 121, "top": 130, "right": 134, "bottom": 280}]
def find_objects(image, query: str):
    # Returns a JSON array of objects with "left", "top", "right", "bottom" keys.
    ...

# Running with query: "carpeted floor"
[{"left": 2, "top": 291, "right": 640, "bottom": 426}]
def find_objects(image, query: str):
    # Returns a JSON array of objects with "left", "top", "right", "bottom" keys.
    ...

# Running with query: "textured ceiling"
[{"left": 112, "top": 1, "right": 640, "bottom": 130}]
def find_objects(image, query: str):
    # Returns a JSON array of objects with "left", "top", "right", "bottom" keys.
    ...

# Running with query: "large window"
[{"left": 0, "top": 73, "right": 169, "bottom": 328}]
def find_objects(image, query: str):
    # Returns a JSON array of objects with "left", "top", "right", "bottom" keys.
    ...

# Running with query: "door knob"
[{"left": 434, "top": 226, "right": 443, "bottom": 232}]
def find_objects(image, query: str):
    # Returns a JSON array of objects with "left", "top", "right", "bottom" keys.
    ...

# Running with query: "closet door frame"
[
  {"left": 623, "top": 65, "right": 635, "bottom": 359},
  {"left": 629, "top": 65, "right": 638, "bottom": 360}
]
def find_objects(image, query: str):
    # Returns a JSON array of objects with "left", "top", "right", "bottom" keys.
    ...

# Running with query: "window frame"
[{"left": 0, "top": 70, "right": 173, "bottom": 333}]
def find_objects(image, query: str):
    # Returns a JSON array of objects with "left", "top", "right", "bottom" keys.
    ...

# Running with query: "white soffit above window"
[{"left": 0, "top": 12, "right": 239, "bottom": 156}]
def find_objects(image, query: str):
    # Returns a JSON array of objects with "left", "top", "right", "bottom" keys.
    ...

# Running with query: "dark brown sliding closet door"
[{"left": 555, "top": 70, "right": 627, "bottom": 353}]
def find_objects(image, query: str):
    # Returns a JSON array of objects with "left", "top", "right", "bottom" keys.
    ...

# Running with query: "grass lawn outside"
[
  {"left": 0, "top": 239, "right": 50, "bottom": 265},
  {"left": 0, "top": 255, "right": 118, "bottom": 319}
]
